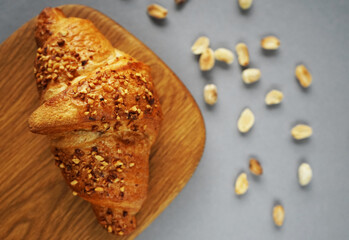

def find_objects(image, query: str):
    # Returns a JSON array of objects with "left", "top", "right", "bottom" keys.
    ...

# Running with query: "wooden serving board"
[{"left": 0, "top": 5, "right": 205, "bottom": 240}]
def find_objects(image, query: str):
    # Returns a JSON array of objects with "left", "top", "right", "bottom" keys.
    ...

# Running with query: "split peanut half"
[
  {"left": 191, "top": 36, "right": 210, "bottom": 55},
  {"left": 298, "top": 163, "right": 312, "bottom": 186},
  {"left": 238, "top": 108, "right": 255, "bottom": 133},
  {"left": 214, "top": 48, "right": 235, "bottom": 64},
  {"left": 238, "top": 0, "right": 253, "bottom": 10},
  {"left": 175, "top": 0, "right": 187, "bottom": 4},
  {"left": 199, "top": 48, "right": 215, "bottom": 71},
  {"left": 291, "top": 124, "right": 312, "bottom": 140},
  {"left": 242, "top": 68, "right": 261, "bottom": 84},
  {"left": 273, "top": 205, "right": 285, "bottom": 227},
  {"left": 147, "top": 4, "right": 168, "bottom": 19},
  {"left": 295, "top": 64, "right": 312, "bottom": 88},
  {"left": 235, "top": 172, "right": 249, "bottom": 195},
  {"left": 265, "top": 90, "right": 283, "bottom": 105},
  {"left": 261, "top": 36, "right": 280, "bottom": 50},
  {"left": 249, "top": 158, "right": 263, "bottom": 175},
  {"left": 204, "top": 84, "right": 218, "bottom": 105},
  {"left": 235, "top": 43, "right": 250, "bottom": 67}
]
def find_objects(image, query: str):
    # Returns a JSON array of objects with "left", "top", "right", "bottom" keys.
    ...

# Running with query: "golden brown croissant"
[{"left": 28, "top": 7, "right": 162, "bottom": 235}]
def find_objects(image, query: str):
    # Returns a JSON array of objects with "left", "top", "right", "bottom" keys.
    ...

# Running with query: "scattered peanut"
[
  {"left": 238, "top": 108, "right": 255, "bottom": 133},
  {"left": 199, "top": 48, "right": 215, "bottom": 71},
  {"left": 242, "top": 68, "right": 261, "bottom": 84},
  {"left": 265, "top": 90, "right": 284, "bottom": 105},
  {"left": 235, "top": 172, "right": 249, "bottom": 195},
  {"left": 214, "top": 48, "right": 234, "bottom": 64},
  {"left": 204, "top": 84, "right": 218, "bottom": 105},
  {"left": 249, "top": 158, "right": 263, "bottom": 175},
  {"left": 291, "top": 124, "right": 312, "bottom": 140},
  {"left": 295, "top": 64, "right": 312, "bottom": 88},
  {"left": 261, "top": 36, "right": 280, "bottom": 50},
  {"left": 191, "top": 36, "right": 210, "bottom": 55},
  {"left": 175, "top": 0, "right": 187, "bottom": 4},
  {"left": 235, "top": 43, "right": 250, "bottom": 67},
  {"left": 147, "top": 4, "right": 168, "bottom": 19},
  {"left": 238, "top": 0, "right": 253, "bottom": 10},
  {"left": 273, "top": 205, "right": 285, "bottom": 227},
  {"left": 298, "top": 163, "right": 312, "bottom": 186}
]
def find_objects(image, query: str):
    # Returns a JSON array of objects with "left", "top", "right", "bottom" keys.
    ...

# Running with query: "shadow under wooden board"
[{"left": 0, "top": 4, "right": 206, "bottom": 240}]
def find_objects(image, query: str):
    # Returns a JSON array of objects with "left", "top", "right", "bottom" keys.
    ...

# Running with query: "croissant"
[{"left": 28, "top": 7, "right": 162, "bottom": 235}]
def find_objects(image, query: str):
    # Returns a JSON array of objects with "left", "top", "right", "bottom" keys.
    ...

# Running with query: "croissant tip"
[
  {"left": 28, "top": 114, "right": 39, "bottom": 133},
  {"left": 92, "top": 205, "right": 137, "bottom": 236}
]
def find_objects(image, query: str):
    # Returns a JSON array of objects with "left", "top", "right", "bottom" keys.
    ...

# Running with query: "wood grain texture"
[{"left": 0, "top": 5, "right": 205, "bottom": 240}]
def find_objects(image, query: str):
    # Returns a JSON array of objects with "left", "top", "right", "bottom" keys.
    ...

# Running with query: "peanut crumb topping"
[
  {"left": 115, "top": 160, "right": 123, "bottom": 167},
  {"left": 60, "top": 30, "right": 67, "bottom": 36},
  {"left": 95, "top": 187, "right": 104, "bottom": 192},
  {"left": 35, "top": 45, "right": 79, "bottom": 92},
  {"left": 95, "top": 155, "right": 104, "bottom": 161},
  {"left": 113, "top": 178, "right": 120, "bottom": 183},
  {"left": 72, "top": 157, "right": 80, "bottom": 164},
  {"left": 60, "top": 62, "right": 155, "bottom": 123},
  {"left": 70, "top": 180, "right": 78, "bottom": 186}
]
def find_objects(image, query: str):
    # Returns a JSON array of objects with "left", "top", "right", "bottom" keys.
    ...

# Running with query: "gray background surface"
[{"left": 1, "top": 0, "right": 349, "bottom": 239}]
